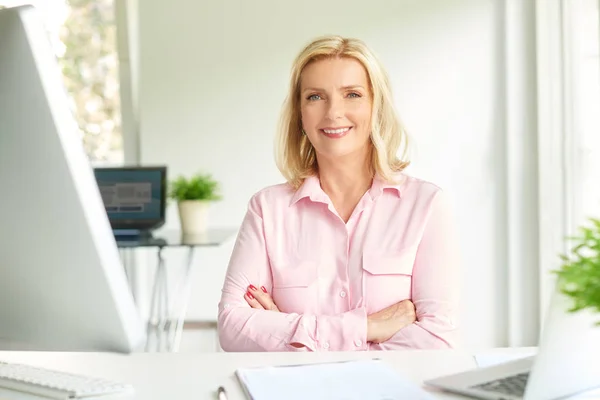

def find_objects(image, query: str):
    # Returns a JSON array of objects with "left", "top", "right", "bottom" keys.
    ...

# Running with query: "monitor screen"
[{"left": 94, "top": 167, "right": 166, "bottom": 230}]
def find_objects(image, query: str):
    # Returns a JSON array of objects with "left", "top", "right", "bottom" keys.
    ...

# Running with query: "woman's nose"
[{"left": 325, "top": 97, "right": 344, "bottom": 121}]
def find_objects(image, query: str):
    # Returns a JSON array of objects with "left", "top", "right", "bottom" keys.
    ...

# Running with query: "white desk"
[{"left": 0, "top": 348, "right": 546, "bottom": 399}]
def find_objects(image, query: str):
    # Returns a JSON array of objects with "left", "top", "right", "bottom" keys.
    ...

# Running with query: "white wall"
[{"left": 137, "top": 0, "right": 532, "bottom": 349}]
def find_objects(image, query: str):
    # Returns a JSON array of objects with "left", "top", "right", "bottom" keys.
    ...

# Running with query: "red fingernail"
[
  {"left": 261, "top": 286, "right": 267, "bottom": 293},
  {"left": 246, "top": 291, "right": 254, "bottom": 300},
  {"left": 249, "top": 284, "right": 257, "bottom": 291}
]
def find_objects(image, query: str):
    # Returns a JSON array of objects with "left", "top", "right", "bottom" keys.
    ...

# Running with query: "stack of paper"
[{"left": 235, "top": 359, "right": 435, "bottom": 400}]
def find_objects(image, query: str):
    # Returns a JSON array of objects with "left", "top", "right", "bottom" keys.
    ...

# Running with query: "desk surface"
[{"left": 0, "top": 348, "right": 541, "bottom": 400}]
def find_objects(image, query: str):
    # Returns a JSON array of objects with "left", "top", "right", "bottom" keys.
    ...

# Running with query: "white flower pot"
[{"left": 178, "top": 200, "right": 210, "bottom": 234}]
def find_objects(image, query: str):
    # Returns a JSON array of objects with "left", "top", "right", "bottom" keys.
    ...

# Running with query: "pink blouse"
[{"left": 217, "top": 173, "right": 461, "bottom": 351}]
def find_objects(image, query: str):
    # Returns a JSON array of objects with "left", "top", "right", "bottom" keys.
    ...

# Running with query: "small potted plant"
[
  {"left": 168, "top": 172, "right": 222, "bottom": 234},
  {"left": 554, "top": 217, "right": 600, "bottom": 325}
]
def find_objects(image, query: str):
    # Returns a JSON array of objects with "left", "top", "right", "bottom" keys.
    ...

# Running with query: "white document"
[{"left": 235, "top": 359, "right": 435, "bottom": 400}]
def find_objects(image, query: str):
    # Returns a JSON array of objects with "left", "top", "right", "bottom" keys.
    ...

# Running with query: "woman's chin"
[{"left": 314, "top": 144, "right": 369, "bottom": 161}]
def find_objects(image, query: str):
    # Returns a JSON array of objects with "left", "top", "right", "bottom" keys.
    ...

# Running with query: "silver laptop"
[{"left": 425, "top": 282, "right": 600, "bottom": 399}]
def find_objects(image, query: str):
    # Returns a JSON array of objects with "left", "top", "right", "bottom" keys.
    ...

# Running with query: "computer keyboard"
[
  {"left": 470, "top": 372, "right": 529, "bottom": 397},
  {"left": 0, "top": 360, "right": 134, "bottom": 399}
]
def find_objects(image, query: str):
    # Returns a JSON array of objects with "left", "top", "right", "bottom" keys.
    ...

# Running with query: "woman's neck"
[{"left": 317, "top": 150, "right": 373, "bottom": 202}]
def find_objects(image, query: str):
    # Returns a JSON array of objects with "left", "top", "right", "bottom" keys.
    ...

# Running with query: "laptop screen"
[{"left": 94, "top": 167, "right": 166, "bottom": 230}]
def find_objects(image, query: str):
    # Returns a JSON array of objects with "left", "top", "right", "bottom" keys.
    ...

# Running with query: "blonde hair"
[{"left": 275, "top": 35, "right": 410, "bottom": 190}]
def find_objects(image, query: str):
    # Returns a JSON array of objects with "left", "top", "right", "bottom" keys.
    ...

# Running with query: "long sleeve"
[
  {"left": 217, "top": 194, "right": 368, "bottom": 352},
  {"left": 370, "top": 190, "right": 461, "bottom": 350}
]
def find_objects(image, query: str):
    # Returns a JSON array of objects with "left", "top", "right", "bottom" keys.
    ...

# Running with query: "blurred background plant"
[
  {"left": 59, "top": 0, "right": 122, "bottom": 163},
  {"left": 555, "top": 217, "right": 600, "bottom": 324},
  {"left": 169, "top": 173, "right": 222, "bottom": 202}
]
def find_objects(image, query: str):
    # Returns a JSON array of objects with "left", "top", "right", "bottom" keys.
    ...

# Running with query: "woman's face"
[{"left": 299, "top": 57, "right": 373, "bottom": 162}]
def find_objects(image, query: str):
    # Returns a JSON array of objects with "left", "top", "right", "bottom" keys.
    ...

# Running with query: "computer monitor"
[
  {"left": 94, "top": 166, "right": 167, "bottom": 234},
  {"left": 0, "top": 5, "right": 146, "bottom": 352}
]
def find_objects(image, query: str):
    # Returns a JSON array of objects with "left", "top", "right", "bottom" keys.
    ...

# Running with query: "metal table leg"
[
  {"left": 119, "top": 248, "right": 138, "bottom": 307},
  {"left": 121, "top": 246, "right": 197, "bottom": 353},
  {"left": 146, "top": 247, "right": 168, "bottom": 352},
  {"left": 166, "top": 247, "right": 195, "bottom": 352}
]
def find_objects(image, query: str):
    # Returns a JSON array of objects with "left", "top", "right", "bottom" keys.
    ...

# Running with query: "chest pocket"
[
  {"left": 361, "top": 246, "right": 417, "bottom": 313},
  {"left": 270, "top": 256, "right": 319, "bottom": 314}
]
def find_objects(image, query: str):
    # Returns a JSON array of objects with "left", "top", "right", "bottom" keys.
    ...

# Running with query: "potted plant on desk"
[
  {"left": 169, "top": 172, "right": 222, "bottom": 235},
  {"left": 554, "top": 216, "right": 600, "bottom": 325}
]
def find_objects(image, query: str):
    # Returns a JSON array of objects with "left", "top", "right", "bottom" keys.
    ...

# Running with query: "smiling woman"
[{"left": 217, "top": 35, "right": 461, "bottom": 352}]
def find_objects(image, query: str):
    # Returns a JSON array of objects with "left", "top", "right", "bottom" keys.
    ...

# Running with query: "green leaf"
[
  {"left": 168, "top": 173, "right": 222, "bottom": 201},
  {"left": 554, "top": 216, "right": 600, "bottom": 325}
]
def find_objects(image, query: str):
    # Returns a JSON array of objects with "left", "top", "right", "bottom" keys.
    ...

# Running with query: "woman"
[{"left": 217, "top": 35, "right": 460, "bottom": 352}]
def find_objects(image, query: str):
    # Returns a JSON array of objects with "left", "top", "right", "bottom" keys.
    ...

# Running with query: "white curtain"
[
  {"left": 503, "top": 0, "right": 541, "bottom": 348},
  {"left": 535, "top": 0, "right": 600, "bottom": 342}
]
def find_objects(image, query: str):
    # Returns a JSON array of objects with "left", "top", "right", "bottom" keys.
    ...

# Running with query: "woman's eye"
[
  {"left": 348, "top": 92, "right": 361, "bottom": 98},
  {"left": 307, "top": 94, "right": 321, "bottom": 101}
]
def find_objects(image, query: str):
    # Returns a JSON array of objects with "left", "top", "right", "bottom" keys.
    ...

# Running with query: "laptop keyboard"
[{"left": 470, "top": 372, "right": 529, "bottom": 397}]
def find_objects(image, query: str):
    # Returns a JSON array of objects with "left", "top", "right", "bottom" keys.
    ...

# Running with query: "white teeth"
[{"left": 323, "top": 127, "right": 350, "bottom": 134}]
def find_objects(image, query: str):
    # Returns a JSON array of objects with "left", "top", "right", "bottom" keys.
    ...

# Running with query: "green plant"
[
  {"left": 554, "top": 217, "right": 600, "bottom": 324},
  {"left": 168, "top": 173, "right": 222, "bottom": 201}
]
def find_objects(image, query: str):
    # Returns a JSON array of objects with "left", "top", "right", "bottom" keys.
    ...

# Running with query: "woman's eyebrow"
[
  {"left": 301, "top": 85, "right": 366, "bottom": 93},
  {"left": 340, "top": 85, "right": 366, "bottom": 90}
]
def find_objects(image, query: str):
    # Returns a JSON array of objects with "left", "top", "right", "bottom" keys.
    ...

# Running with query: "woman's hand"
[
  {"left": 244, "top": 286, "right": 307, "bottom": 348},
  {"left": 244, "top": 285, "right": 280, "bottom": 311},
  {"left": 367, "top": 299, "right": 416, "bottom": 344}
]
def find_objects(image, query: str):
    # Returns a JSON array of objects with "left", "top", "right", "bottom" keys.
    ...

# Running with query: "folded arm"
[
  {"left": 217, "top": 194, "right": 368, "bottom": 352},
  {"left": 370, "top": 190, "right": 461, "bottom": 350}
]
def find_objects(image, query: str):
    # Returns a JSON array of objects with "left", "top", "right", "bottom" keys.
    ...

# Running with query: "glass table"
[{"left": 116, "top": 229, "right": 237, "bottom": 352}]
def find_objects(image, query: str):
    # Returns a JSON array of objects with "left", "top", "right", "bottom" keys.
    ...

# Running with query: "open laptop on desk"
[
  {"left": 0, "top": 5, "right": 145, "bottom": 354},
  {"left": 425, "top": 281, "right": 600, "bottom": 399}
]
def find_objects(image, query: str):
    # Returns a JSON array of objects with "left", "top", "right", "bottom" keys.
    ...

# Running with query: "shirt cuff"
[
  {"left": 318, "top": 307, "right": 368, "bottom": 351},
  {"left": 286, "top": 309, "right": 368, "bottom": 352},
  {"left": 287, "top": 315, "right": 318, "bottom": 351}
]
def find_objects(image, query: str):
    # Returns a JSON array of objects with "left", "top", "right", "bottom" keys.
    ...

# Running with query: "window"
[{"left": 0, "top": 0, "right": 124, "bottom": 164}]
